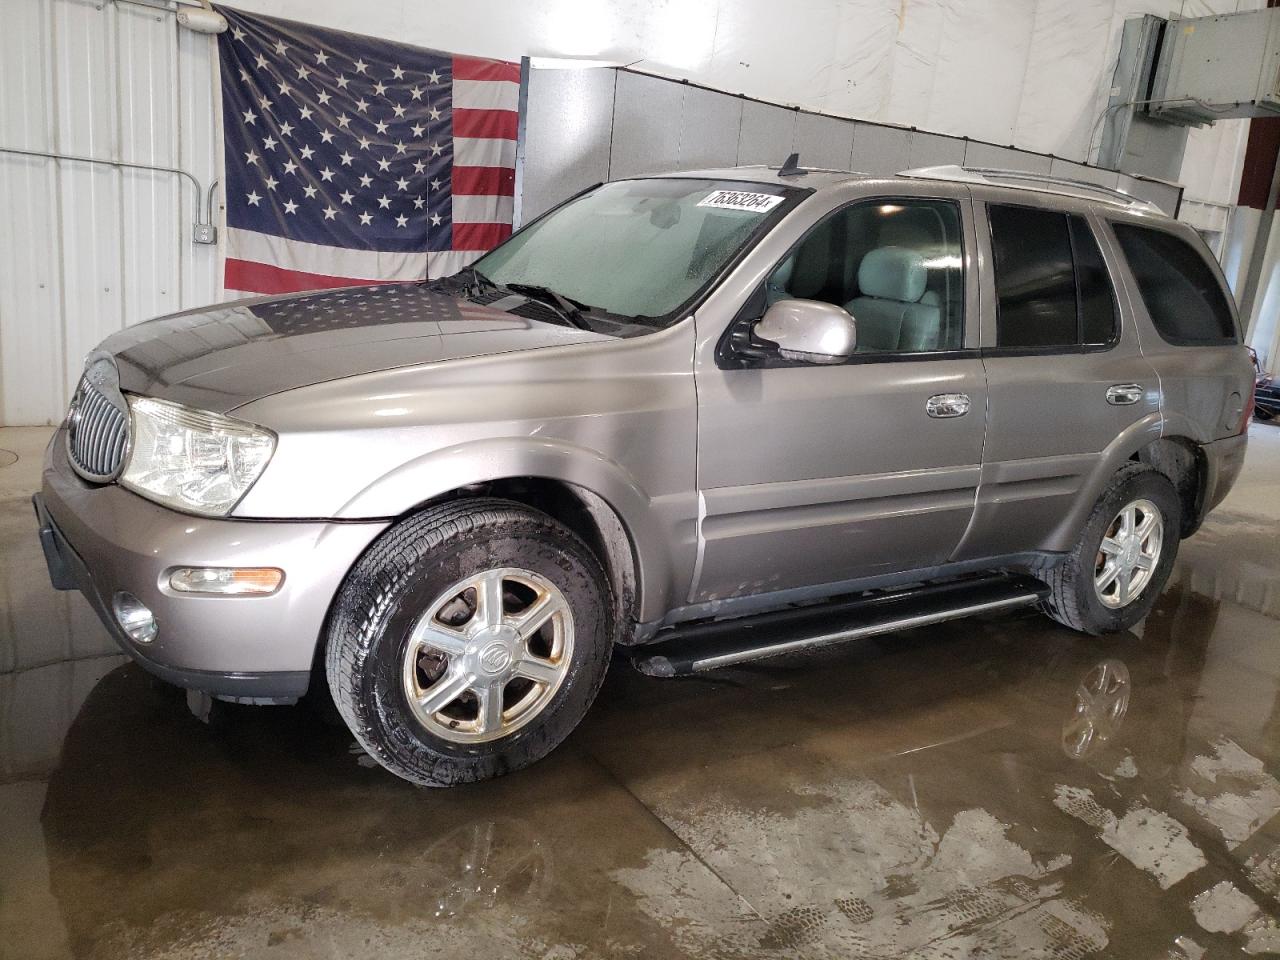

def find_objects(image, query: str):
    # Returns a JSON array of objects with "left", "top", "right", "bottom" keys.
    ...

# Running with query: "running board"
[{"left": 630, "top": 574, "right": 1049, "bottom": 677}]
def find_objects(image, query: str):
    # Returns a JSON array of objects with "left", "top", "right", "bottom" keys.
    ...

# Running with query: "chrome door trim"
[{"left": 1105, "top": 383, "right": 1143, "bottom": 406}]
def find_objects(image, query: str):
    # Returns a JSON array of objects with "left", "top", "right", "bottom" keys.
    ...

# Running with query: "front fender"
[{"left": 337, "top": 436, "right": 687, "bottom": 623}]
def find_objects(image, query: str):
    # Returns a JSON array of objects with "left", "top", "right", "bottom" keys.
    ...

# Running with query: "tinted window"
[
  {"left": 1070, "top": 216, "right": 1117, "bottom": 344},
  {"left": 989, "top": 205, "right": 1118, "bottom": 349},
  {"left": 764, "top": 199, "right": 965, "bottom": 354},
  {"left": 990, "top": 205, "right": 1076, "bottom": 347},
  {"left": 1112, "top": 223, "right": 1237, "bottom": 345}
]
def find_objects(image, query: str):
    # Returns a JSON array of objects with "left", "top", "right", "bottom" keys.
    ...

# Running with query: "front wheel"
[
  {"left": 325, "top": 499, "right": 614, "bottom": 787},
  {"left": 1041, "top": 463, "right": 1181, "bottom": 635}
]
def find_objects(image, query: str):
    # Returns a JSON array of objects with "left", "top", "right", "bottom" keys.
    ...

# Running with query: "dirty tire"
[
  {"left": 325, "top": 498, "right": 613, "bottom": 787},
  {"left": 1041, "top": 463, "right": 1181, "bottom": 635}
]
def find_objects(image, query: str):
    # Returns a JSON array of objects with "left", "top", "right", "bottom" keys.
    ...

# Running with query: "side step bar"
[{"left": 631, "top": 574, "right": 1049, "bottom": 677}]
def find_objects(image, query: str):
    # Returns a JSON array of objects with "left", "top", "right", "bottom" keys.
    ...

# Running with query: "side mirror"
[{"left": 753, "top": 299, "right": 857, "bottom": 364}]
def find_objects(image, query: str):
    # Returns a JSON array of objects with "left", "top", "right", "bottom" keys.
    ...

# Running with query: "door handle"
[
  {"left": 1105, "top": 383, "right": 1143, "bottom": 406},
  {"left": 926, "top": 393, "right": 971, "bottom": 418}
]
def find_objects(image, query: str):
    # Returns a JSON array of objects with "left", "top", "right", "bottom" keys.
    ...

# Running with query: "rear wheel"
[
  {"left": 325, "top": 499, "right": 614, "bottom": 787},
  {"left": 1042, "top": 463, "right": 1180, "bottom": 635}
]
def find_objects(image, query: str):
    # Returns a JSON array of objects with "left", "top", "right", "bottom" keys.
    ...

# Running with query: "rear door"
[
  {"left": 954, "top": 196, "right": 1160, "bottom": 561},
  {"left": 691, "top": 186, "right": 987, "bottom": 603}
]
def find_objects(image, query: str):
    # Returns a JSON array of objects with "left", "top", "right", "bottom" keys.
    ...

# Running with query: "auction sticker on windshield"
[{"left": 697, "top": 190, "right": 785, "bottom": 213}]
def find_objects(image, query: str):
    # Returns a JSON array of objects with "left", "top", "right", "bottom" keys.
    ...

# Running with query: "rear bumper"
[
  {"left": 37, "top": 430, "right": 388, "bottom": 701},
  {"left": 1200, "top": 431, "right": 1248, "bottom": 520}
]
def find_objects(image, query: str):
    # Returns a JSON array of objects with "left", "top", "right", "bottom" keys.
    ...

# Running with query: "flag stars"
[
  {"left": 395, "top": 213, "right": 408, "bottom": 228},
  {"left": 375, "top": 119, "right": 389, "bottom": 135},
  {"left": 299, "top": 105, "right": 313, "bottom": 121},
  {"left": 246, "top": 190, "right": 262, "bottom": 206},
  {"left": 238, "top": 67, "right": 252, "bottom": 83},
  {"left": 232, "top": 26, "right": 245, "bottom": 40},
  {"left": 358, "top": 174, "right": 373, "bottom": 188},
  {"left": 300, "top": 144, "right": 315, "bottom": 160},
  {"left": 323, "top": 206, "right": 337, "bottom": 220},
  {"left": 279, "top": 121, "right": 294, "bottom": 137},
  {"left": 358, "top": 211, "right": 373, "bottom": 225},
  {"left": 428, "top": 106, "right": 442, "bottom": 121},
  {"left": 258, "top": 94, "right": 273, "bottom": 111},
  {"left": 427, "top": 69, "right": 441, "bottom": 83},
  {"left": 339, "top": 190, "right": 354, "bottom": 205},
  {"left": 273, "top": 40, "right": 288, "bottom": 55},
  {"left": 319, "top": 167, "right": 336, "bottom": 182},
  {"left": 254, "top": 53, "right": 269, "bottom": 70},
  {"left": 277, "top": 80, "right": 291, "bottom": 97},
  {"left": 410, "top": 87, "right": 424, "bottom": 101},
  {"left": 395, "top": 176, "right": 410, "bottom": 191},
  {"left": 282, "top": 159, "right": 298, "bottom": 175},
  {"left": 377, "top": 194, "right": 391, "bottom": 209},
  {"left": 353, "top": 59, "right": 368, "bottom": 74},
  {"left": 339, "top": 150, "right": 354, "bottom": 166},
  {"left": 412, "top": 159, "right": 426, "bottom": 174},
  {"left": 392, "top": 103, "right": 406, "bottom": 118},
  {"left": 315, "top": 50, "right": 329, "bottom": 65},
  {"left": 262, "top": 135, "right": 277, "bottom": 151},
  {"left": 376, "top": 157, "right": 391, "bottom": 172},
  {"left": 373, "top": 80, "right": 387, "bottom": 96},
  {"left": 317, "top": 91, "right": 332, "bottom": 106},
  {"left": 430, "top": 212, "right": 443, "bottom": 226},
  {"left": 410, "top": 122, "right": 425, "bottom": 138},
  {"left": 391, "top": 64, "right": 405, "bottom": 79},
  {"left": 335, "top": 74, "right": 350, "bottom": 89},
  {"left": 296, "top": 64, "right": 310, "bottom": 81},
  {"left": 264, "top": 175, "right": 279, "bottom": 190},
  {"left": 242, "top": 108, "right": 258, "bottom": 125},
  {"left": 355, "top": 97, "right": 370, "bottom": 113},
  {"left": 303, "top": 183, "right": 318, "bottom": 199},
  {"left": 357, "top": 135, "right": 372, "bottom": 151},
  {"left": 283, "top": 198, "right": 299, "bottom": 214},
  {"left": 413, "top": 195, "right": 426, "bottom": 209},
  {"left": 244, "top": 149, "right": 260, "bottom": 166},
  {"left": 429, "top": 142, "right": 443, "bottom": 157},
  {"left": 394, "top": 140, "right": 407, "bottom": 155},
  {"left": 336, "top": 113, "right": 351, "bottom": 129},
  {"left": 430, "top": 178, "right": 442, "bottom": 191},
  {"left": 320, "top": 129, "right": 335, "bottom": 144}
]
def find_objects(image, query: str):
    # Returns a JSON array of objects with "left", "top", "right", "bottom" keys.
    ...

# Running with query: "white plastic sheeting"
[{"left": 0, "top": 0, "right": 219, "bottom": 426}]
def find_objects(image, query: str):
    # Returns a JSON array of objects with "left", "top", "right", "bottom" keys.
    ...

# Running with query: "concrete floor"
[{"left": 2, "top": 426, "right": 1280, "bottom": 960}]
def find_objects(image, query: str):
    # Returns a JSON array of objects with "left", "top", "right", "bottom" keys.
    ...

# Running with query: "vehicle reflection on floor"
[{"left": 3, "top": 424, "right": 1280, "bottom": 959}]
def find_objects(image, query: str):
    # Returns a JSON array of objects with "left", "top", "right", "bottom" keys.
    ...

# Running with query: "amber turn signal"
[{"left": 168, "top": 567, "right": 284, "bottom": 595}]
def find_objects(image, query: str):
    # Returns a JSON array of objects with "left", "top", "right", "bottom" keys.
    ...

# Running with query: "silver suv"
[{"left": 35, "top": 162, "right": 1254, "bottom": 786}]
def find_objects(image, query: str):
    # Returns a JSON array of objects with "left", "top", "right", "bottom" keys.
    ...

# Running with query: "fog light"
[
  {"left": 168, "top": 567, "right": 284, "bottom": 596},
  {"left": 112, "top": 592, "right": 157, "bottom": 644}
]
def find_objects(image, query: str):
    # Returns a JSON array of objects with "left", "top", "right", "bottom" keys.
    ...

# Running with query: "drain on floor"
[{"left": 0, "top": 450, "right": 17, "bottom": 468}]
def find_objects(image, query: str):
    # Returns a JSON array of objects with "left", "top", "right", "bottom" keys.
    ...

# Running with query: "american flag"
[{"left": 215, "top": 6, "right": 520, "bottom": 296}]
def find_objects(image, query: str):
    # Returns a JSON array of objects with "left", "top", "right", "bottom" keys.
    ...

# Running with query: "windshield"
[{"left": 472, "top": 179, "right": 801, "bottom": 324}]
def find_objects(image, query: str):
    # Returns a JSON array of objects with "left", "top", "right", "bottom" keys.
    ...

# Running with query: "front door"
[{"left": 691, "top": 192, "right": 987, "bottom": 605}]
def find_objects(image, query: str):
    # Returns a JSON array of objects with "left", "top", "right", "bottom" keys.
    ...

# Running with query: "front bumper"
[{"left": 37, "top": 430, "right": 389, "bottom": 701}]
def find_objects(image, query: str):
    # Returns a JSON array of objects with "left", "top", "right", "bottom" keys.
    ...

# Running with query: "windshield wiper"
[{"left": 503, "top": 282, "right": 594, "bottom": 330}]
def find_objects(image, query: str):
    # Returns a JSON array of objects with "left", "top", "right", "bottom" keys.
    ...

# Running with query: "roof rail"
[{"left": 898, "top": 164, "right": 1164, "bottom": 215}]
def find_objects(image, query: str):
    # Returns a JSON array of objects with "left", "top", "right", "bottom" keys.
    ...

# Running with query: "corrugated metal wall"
[{"left": 0, "top": 0, "right": 220, "bottom": 426}]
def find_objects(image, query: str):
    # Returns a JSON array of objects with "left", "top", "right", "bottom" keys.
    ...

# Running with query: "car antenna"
[{"left": 777, "top": 152, "right": 807, "bottom": 177}]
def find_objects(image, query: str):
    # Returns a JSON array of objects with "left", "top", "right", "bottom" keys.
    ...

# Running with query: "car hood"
[{"left": 100, "top": 283, "right": 610, "bottom": 414}]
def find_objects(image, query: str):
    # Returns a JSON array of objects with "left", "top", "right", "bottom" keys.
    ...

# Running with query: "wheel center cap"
[
  {"left": 472, "top": 625, "right": 518, "bottom": 675},
  {"left": 479, "top": 641, "right": 513, "bottom": 674}
]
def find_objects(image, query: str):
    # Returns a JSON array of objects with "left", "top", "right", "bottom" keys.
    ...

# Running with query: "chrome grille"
[{"left": 67, "top": 365, "right": 129, "bottom": 483}]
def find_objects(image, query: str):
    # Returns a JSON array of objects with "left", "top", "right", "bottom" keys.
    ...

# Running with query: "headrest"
[{"left": 857, "top": 247, "right": 927, "bottom": 303}]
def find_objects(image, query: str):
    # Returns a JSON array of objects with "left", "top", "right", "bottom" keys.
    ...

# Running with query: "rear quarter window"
[{"left": 1111, "top": 222, "right": 1238, "bottom": 345}]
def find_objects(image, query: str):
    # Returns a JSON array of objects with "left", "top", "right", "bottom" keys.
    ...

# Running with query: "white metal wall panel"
[{"left": 0, "top": 0, "right": 219, "bottom": 426}]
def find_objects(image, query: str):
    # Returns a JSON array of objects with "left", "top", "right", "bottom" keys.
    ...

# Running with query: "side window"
[
  {"left": 1111, "top": 222, "right": 1237, "bottom": 345},
  {"left": 988, "top": 205, "right": 1117, "bottom": 349},
  {"left": 764, "top": 198, "right": 965, "bottom": 354}
]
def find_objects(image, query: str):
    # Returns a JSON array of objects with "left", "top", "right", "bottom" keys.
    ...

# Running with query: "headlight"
[{"left": 120, "top": 397, "right": 275, "bottom": 516}]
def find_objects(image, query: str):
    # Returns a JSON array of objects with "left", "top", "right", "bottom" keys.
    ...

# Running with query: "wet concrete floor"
[{"left": 2, "top": 424, "right": 1280, "bottom": 959}]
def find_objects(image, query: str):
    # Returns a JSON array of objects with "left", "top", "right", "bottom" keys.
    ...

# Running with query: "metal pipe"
[
  {"left": 1238, "top": 146, "right": 1280, "bottom": 343},
  {"left": 0, "top": 145, "right": 209, "bottom": 226}
]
